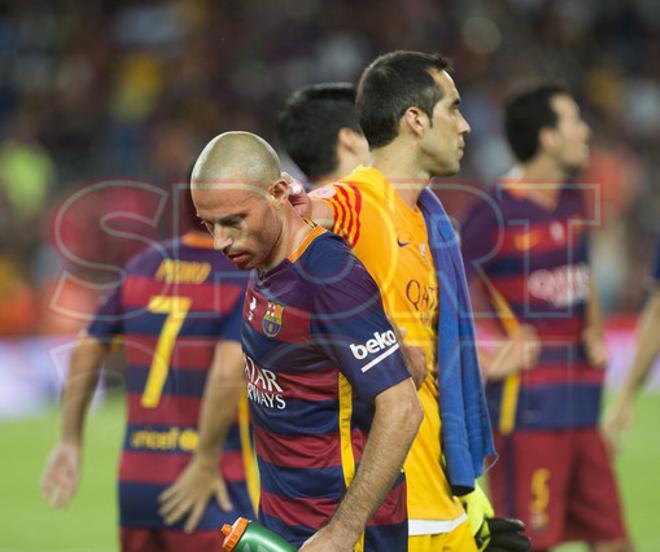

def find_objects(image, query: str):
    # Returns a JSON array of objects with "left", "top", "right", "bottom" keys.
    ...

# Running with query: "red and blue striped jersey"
[
  {"left": 87, "top": 232, "right": 256, "bottom": 530},
  {"left": 461, "top": 184, "right": 602, "bottom": 431},
  {"left": 242, "top": 227, "right": 410, "bottom": 550}
]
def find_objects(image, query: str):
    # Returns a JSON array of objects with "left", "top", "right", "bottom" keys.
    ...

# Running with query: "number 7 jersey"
[{"left": 87, "top": 232, "right": 256, "bottom": 531}]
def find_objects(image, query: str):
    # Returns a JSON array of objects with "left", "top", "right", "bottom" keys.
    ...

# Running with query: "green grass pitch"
[{"left": 0, "top": 392, "right": 658, "bottom": 551}]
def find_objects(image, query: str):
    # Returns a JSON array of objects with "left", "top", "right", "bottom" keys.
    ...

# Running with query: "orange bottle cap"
[{"left": 220, "top": 517, "right": 249, "bottom": 551}]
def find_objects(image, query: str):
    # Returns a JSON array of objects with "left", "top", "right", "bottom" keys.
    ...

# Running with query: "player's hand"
[
  {"left": 460, "top": 484, "right": 530, "bottom": 550},
  {"left": 402, "top": 344, "right": 427, "bottom": 389},
  {"left": 283, "top": 172, "right": 311, "bottom": 218},
  {"left": 298, "top": 523, "right": 355, "bottom": 551},
  {"left": 158, "top": 455, "right": 233, "bottom": 533},
  {"left": 489, "top": 325, "right": 540, "bottom": 379},
  {"left": 581, "top": 326, "right": 608, "bottom": 368},
  {"left": 385, "top": 321, "right": 427, "bottom": 389},
  {"left": 460, "top": 482, "right": 494, "bottom": 538},
  {"left": 41, "top": 441, "right": 82, "bottom": 508},
  {"left": 476, "top": 517, "right": 531, "bottom": 551},
  {"left": 603, "top": 396, "right": 633, "bottom": 454}
]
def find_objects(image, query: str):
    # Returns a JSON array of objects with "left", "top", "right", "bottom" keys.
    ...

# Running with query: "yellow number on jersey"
[
  {"left": 530, "top": 468, "right": 551, "bottom": 514},
  {"left": 141, "top": 295, "right": 193, "bottom": 408}
]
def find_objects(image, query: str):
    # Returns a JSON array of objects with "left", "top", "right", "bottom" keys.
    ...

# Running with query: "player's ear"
[
  {"left": 401, "top": 107, "right": 427, "bottom": 139},
  {"left": 267, "top": 177, "right": 289, "bottom": 205},
  {"left": 338, "top": 128, "right": 359, "bottom": 154},
  {"left": 538, "top": 127, "right": 558, "bottom": 153}
]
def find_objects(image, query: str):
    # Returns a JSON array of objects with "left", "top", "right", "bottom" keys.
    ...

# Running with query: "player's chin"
[
  {"left": 235, "top": 258, "right": 255, "bottom": 270},
  {"left": 431, "top": 159, "right": 460, "bottom": 178},
  {"left": 444, "top": 159, "right": 462, "bottom": 176},
  {"left": 565, "top": 158, "right": 589, "bottom": 175},
  {"left": 571, "top": 148, "right": 590, "bottom": 171}
]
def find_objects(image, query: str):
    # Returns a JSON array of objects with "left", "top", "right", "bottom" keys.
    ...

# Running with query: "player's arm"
[
  {"left": 307, "top": 198, "right": 335, "bottom": 228},
  {"left": 301, "top": 248, "right": 422, "bottom": 550},
  {"left": 384, "top": 317, "right": 426, "bottom": 389},
  {"left": 300, "top": 378, "right": 422, "bottom": 551},
  {"left": 582, "top": 279, "right": 608, "bottom": 368},
  {"left": 41, "top": 331, "right": 111, "bottom": 508},
  {"left": 477, "top": 324, "right": 541, "bottom": 381},
  {"left": 467, "top": 274, "right": 540, "bottom": 381},
  {"left": 605, "top": 287, "right": 660, "bottom": 439},
  {"left": 159, "top": 339, "right": 245, "bottom": 532},
  {"left": 288, "top": 187, "right": 335, "bottom": 228},
  {"left": 460, "top": 199, "right": 539, "bottom": 381}
]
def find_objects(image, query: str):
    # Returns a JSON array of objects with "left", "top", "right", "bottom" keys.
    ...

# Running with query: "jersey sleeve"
[
  {"left": 309, "top": 243, "right": 410, "bottom": 400},
  {"left": 312, "top": 182, "right": 363, "bottom": 248},
  {"left": 87, "top": 284, "right": 124, "bottom": 339}
]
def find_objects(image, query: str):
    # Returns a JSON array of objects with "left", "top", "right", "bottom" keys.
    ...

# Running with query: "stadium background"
[{"left": 0, "top": 1, "right": 658, "bottom": 550}]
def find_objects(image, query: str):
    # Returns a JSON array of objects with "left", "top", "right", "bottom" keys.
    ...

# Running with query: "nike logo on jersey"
[
  {"left": 514, "top": 230, "right": 542, "bottom": 251},
  {"left": 397, "top": 238, "right": 411, "bottom": 247}
]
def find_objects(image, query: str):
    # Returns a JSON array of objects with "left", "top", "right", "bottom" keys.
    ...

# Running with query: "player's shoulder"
[
  {"left": 340, "top": 165, "right": 386, "bottom": 197},
  {"left": 559, "top": 183, "right": 587, "bottom": 213},
  {"left": 297, "top": 232, "right": 381, "bottom": 315},
  {"left": 174, "top": 238, "right": 241, "bottom": 272},
  {"left": 297, "top": 231, "right": 373, "bottom": 287},
  {"left": 124, "top": 236, "right": 237, "bottom": 275},
  {"left": 311, "top": 166, "right": 380, "bottom": 200},
  {"left": 300, "top": 230, "right": 354, "bottom": 269},
  {"left": 124, "top": 239, "right": 173, "bottom": 275},
  {"left": 462, "top": 186, "right": 501, "bottom": 226}
]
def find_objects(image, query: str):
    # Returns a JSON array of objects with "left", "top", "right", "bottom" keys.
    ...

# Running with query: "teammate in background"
[
  {"left": 41, "top": 190, "right": 256, "bottom": 552},
  {"left": 461, "top": 82, "right": 632, "bottom": 551},
  {"left": 605, "top": 237, "right": 660, "bottom": 441},
  {"left": 191, "top": 131, "right": 422, "bottom": 551},
  {"left": 288, "top": 51, "right": 528, "bottom": 552},
  {"left": 276, "top": 83, "right": 370, "bottom": 187}
]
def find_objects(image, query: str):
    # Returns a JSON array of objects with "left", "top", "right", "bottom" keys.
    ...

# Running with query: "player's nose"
[
  {"left": 459, "top": 111, "right": 471, "bottom": 135},
  {"left": 212, "top": 224, "right": 233, "bottom": 251}
]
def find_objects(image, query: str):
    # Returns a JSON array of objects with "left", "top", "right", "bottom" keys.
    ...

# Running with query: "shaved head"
[
  {"left": 191, "top": 131, "right": 280, "bottom": 192},
  {"left": 191, "top": 131, "right": 294, "bottom": 271}
]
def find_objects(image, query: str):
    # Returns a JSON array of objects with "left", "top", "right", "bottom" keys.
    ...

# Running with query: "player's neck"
[
  {"left": 261, "top": 206, "right": 314, "bottom": 272},
  {"left": 310, "top": 169, "right": 347, "bottom": 189},
  {"left": 516, "top": 157, "right": 567, "bottom": 210},
  {"left": 370, "top": 146, "right": 428, "bottom": 209},
  {"left": 310, "top": 156, "right": 369, "bottom": 188}
]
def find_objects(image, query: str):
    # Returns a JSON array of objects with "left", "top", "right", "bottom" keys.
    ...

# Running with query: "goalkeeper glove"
[
  {"left": 475, "top": 517, "right": 531, "bottom": 551},
  {"left": 461, "top": 482, "right": 494, "bottom": 537},
  {"left": 461, "top": 484, "right": 530, "bottom": 551}
]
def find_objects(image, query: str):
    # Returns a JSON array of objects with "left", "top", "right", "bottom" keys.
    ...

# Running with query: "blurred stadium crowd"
[{"left": 0, "top": 0, "right": 658, "bottom": 338}]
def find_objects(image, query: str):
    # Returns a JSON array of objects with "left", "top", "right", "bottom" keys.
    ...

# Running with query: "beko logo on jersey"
[{"left": 350, "top": 331, "right": 400, "bottom": 373}]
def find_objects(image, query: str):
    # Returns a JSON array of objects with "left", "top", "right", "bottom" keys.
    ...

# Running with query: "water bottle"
[{"left": 221, "top": 517, "right": 296, "bottom": 552}]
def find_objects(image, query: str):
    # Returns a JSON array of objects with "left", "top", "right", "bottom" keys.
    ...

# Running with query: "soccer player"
[
  {"left": 289, "top": 51, "right": 524, "bottom": 552},
  {"left": 41, "top": 191, "right": 257, "bottom": 552},
  {"left": 191, "top": 130, "right": 423, "bottom": 551},
  {"left": 276, "top": 82, "right": 370, "bottom": 187},
  {"left": 605, "top": 236, "right": 660, "bottom": 440},
  {"left": 460, "top": 82, "right": 632, "bottom": 551}
]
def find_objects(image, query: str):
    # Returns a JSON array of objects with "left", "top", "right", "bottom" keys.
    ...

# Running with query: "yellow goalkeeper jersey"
[{"left": 312, "top": 165, "right": 465, "bottom": 525}]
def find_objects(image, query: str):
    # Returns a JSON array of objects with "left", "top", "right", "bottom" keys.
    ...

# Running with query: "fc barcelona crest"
[{"left": 263, "top": 302, "right": 284, "bottom": 337}]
